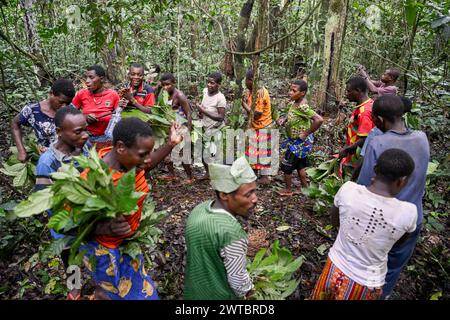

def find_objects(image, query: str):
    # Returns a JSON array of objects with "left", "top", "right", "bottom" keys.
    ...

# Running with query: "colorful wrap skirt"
[
  {"left": 311, "top": 257, "right": 382, "bottom": 300},
  {"left": 82, "top": 241, "right": 159, "bottom": 300},
  {"left": 246, "top": 127, "right": 272, "bottom": 170},
  {"left": 281, "top": 134, "right": 314, "bottom": 159}
]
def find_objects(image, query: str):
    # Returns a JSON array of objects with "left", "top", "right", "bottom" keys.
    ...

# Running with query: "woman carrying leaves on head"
[
  {"left": 71, "top": 65, "right": 120, "bottom": 151},
  {"left": 81, "top": 117, "right": 183, "bottom": 300}
]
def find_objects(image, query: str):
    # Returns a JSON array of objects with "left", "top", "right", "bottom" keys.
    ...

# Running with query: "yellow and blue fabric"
[
  {"left": 281, "top": 134, "right": 314, "bottom": 159},
  {"left": 82, "top": 241, "right": 159, "bottom": 300}
]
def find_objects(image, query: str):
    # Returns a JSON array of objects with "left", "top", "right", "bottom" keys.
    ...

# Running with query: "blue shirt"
[
  {"left": 19, "top": 102, "right": 56, "bottom": 147},
  {"left": 357, "top": 129, "right": 430, "bottom": 226},
  {"left": 360, "top": 127, "right": 383, "bottom": 157},
  {"left": 35, "top": 142, "right": 90, "bottom": 239}
]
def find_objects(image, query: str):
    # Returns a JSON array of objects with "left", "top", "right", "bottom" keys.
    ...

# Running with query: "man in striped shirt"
[{"left": 184, "top": 157, "right": 257, "bottom": 300}]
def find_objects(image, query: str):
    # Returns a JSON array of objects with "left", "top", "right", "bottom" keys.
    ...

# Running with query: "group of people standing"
[{"left": 9, "top": 62, "right": 429, "bottom": 300}]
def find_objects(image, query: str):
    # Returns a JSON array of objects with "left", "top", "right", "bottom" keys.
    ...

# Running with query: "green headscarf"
[{"left": 209, "top": 157, "right": 257, "bottom": 193}]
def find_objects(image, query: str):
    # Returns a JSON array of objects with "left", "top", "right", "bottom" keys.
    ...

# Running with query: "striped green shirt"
[{"left": 184, "top": 200, "right": 249, "bottom": 300}]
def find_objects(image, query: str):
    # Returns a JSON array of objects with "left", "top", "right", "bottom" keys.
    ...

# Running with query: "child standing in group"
[
  {"left": 311, "top": 148, "right": 418, "bottom": 300},
  {"left": 277, "top": 80, "right": 323, "bottom": 196}
]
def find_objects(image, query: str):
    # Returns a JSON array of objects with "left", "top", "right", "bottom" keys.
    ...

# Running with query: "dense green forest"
[{"left": 0, "top": 0, "right": 448, "bottom": 300}]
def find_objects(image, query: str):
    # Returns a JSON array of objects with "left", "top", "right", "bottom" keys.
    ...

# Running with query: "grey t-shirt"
[
  {"left": 357, "top": 129, "right": 430, "bottom": 226},
  {"left": 201, "top": 88, "right": 226, "bottom": 135}
]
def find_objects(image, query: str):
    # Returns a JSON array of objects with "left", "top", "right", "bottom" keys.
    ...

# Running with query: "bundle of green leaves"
[
  {"left": 121, "top": 90, "right": 183, "bottom": 148},
  {"left": 303, "top": 157, "right": 343, "bottom": 215},
  {"left": 285, "top": 107, "right": 312, "bottom": 139},
  {"left": 13, "top": 148, "right": 145, "bottom": 265},
  {"left": 247, "top": 240, "right": 304, "bottom": 300},
  {"left": 120, "top": 197, "right": 167, "bottom": 261},
  {"left": 0, "top": 136, "right": 39, "bottom": 188},
  {"left": 306, "top": 157, "right": 340, "bottom": 182}
]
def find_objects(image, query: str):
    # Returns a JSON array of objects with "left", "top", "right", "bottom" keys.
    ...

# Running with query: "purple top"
[{"left": 373, "top": 81, "right": 398, "bottom": 97}]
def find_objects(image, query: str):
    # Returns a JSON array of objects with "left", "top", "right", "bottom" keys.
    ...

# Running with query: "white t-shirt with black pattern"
[{"left": 328, "top": 181, "right": 417, "bottom": 288}]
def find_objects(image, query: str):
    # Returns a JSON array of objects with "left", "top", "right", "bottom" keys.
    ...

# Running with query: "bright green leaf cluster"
[
  {"left": 13, "top": 147, "right": 146, "bottom": 265},
  {"left": 247, "top": 240, "right": 304, "bottom": 300}
]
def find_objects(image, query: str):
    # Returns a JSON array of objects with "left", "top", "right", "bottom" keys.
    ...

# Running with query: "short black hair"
[
  {"left": 375, "top": 148, "right": 415, "bottom": 182},
  {"left": 160, "top": 73, "right": 176, "bottom": 83},
  {"left": 130, "top": 63, "right": 144, "bottom": 74},
  {"left": 51, "top": 79, "right": 75, "bottom": 98},
  {"left": 346, "top": 76, "right": 368, "bottom": 92},
  {"left": 112, "top": 117, "right": 153, "bottom": 148},
  {"left": 245, "top": 69, "right": 254, "bottom": 80},
  {"left": 214, "top": 189, "right": 237, "bottom": 198},
  {"left": 87, "top": 65, "right": 106, "bottom": 78},
  {"left": 372, "top": 95, "right": 404, "bottom": 122},
  {"left": 208, "top": 71, "right": 222, "bottom": 84},
  {"left": 54, "top": 105, "right": 82, "bottom": 128},
  {"left": 152, "top": 64, "right": 161, "bottom": 73},
  {"left": 387, "top": 68, "right": 400, "bottom": 81},
  {"left": 291, "top": 79, "right": 308, "bottom": 93},
  {"left": 399, "top": 96, "right": 412, "bottom": 114}
]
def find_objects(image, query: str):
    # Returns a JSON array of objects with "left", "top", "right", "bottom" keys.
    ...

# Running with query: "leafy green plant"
[
  {"left": 120, "top": 197, "right": 167, "bottom": 260},
  {"left": 424, "top": 211, "right": 448, "bottom": 233},
  {"left": 306, "top": 158, "right": 340, "bottom": 182},
  {"left": 247, "top": 240, "right": 304, "bottom": 300},
  {"left": 425, "top": 160, "right": 449, "bottom": 209},
  {"left": 302, "top": 156, "right": 344, "bottom": 214},
  {"left": 13, "top": 148, "right": 145, "bottom": 266},
  {"left": 0, "top": 136, "right": 40, "bottom": 188},
  {"left": 121, "top": 90, "right": 189, "bottom": 148}
]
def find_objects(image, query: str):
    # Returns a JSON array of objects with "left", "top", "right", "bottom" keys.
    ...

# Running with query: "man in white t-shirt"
[
  {"left": 311, "top": 148, "right": 417, "bottom": 300},
  {"left": 195, "top": 72, "right": 227, "bottom": 180}
]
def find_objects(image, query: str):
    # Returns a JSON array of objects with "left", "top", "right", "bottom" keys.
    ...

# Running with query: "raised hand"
[{"left": 168, "top": 121, "right": 183, "bottom": 146}]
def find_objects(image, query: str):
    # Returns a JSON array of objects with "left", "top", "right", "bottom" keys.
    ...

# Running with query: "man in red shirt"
[
  {"left": 117, "top": 63, "right": 155, "bottom": 114},
  {"left": 72, "top": 65, "right": 119, "bottom": 148},
  {"left": 339, "top": 76, "right": 375, "bottom": 171}
]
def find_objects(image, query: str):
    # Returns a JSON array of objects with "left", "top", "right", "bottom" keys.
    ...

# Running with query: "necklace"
[{"left": 90, "top": 90, "right": 104, "bottom": 105}]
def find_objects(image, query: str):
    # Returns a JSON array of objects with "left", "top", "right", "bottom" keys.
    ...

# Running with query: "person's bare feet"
[
  {"left": 159, "top": 175, "right": 178, "bottom": 181},
  {"left": 276, "top": 188, "right": 294, "bottom": 196},
  {"left": 66, "top": 289, "right": 81, "bottom": 300},
  {"left": 198, "top": 174, "right": 209, "bottom": 181},
  {"left": 180, "top": 178, "right": 194, "bottom": 185},
  {"left": 258, "top": 176, "right": 270, "bottom": 185},
  {"left": 93, "top": 287, "right": 110, "bottom": 300}
]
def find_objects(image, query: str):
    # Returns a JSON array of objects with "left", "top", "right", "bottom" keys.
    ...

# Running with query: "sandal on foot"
[{"left": 67, "top": 292, "right": 81, "bottom": 300}]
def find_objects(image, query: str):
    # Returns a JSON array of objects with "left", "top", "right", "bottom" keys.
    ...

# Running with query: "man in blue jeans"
[{"left": 357, "top": 95, "right": 429, "bottom": 298}]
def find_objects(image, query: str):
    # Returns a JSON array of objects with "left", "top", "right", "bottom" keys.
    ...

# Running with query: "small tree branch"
[
  {"left": 193, "top": 0, "right": 320, "bottom": 56},
  {"left": 0, "top": 29, "right": 54, "bottom": 80}
]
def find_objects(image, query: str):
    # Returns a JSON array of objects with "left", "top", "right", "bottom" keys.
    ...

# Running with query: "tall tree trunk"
[
  {"left": 316, "top": 0, "right": 349, "bottom": 115},
  {"left": 234, "top": 0, "right": 254, "bottom": 99},
  {"left": 248, "top": 0, "right": 269, "bottom": 129},
  {"left": 20, "top": 0, "right": 50, "bottom": 87},
  {"left": 403, "top": 12, "right": 421, "bottom": 94},
  {"left": 100, "top": 25, "right": 127, "bottom": 85}
]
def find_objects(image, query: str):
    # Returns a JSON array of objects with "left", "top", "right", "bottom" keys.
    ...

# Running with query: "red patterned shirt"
[{"left": 344, "top": 99, "right": 375, "bottom": 165}]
